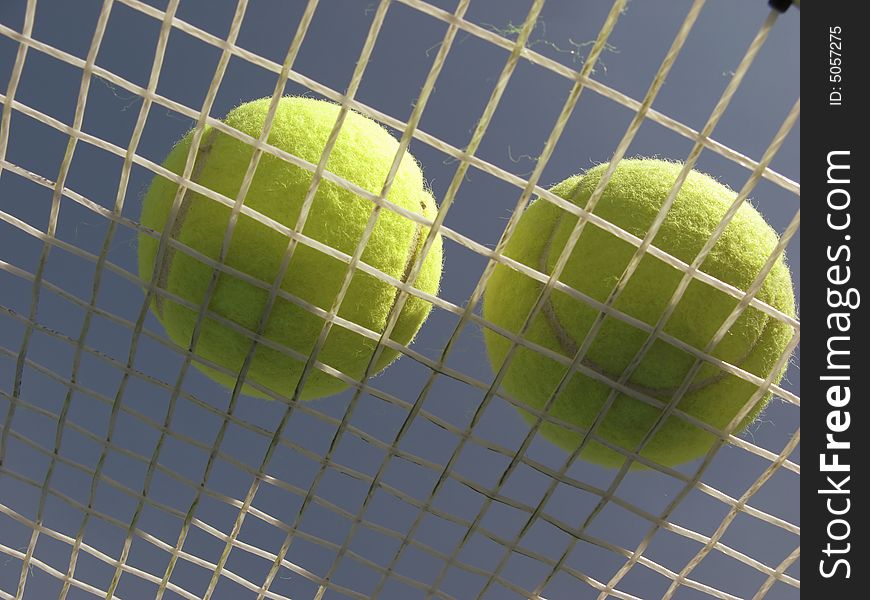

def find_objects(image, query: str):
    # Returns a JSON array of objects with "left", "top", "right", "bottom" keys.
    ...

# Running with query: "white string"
[{"left": 0, "top": 1, "right": 800, "bottom": 598}]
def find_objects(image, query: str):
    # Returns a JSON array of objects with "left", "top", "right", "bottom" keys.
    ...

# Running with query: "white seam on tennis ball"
[
  {"left": 534, "top": 205, "right": 773, "bottom": 399},
  {"left": 385, "top": 196, "right": 429, "bottom": 330},
  {"left": 154, "top": 127, "right": 219, "bottom": 318}
]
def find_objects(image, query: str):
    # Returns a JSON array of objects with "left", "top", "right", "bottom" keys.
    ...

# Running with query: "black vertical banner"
[{"left": 801, "top": 0, "right": 867, "bottom": 596}]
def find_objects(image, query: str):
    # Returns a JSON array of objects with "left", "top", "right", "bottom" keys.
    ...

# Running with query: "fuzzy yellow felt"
[
  {"left": 483, "top": 159, "right": 795, "bottom": 468},
  {"left": 139, "top": 97, "right": 442, "bottom": 400}
]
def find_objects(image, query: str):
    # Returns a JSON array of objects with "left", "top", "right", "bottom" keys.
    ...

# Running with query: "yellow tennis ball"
[
  {"left": 483, "top": 159, "right": 795, "bottom": 468},
  {"left": 138, "top": 97, "right": 442, "bottom": 400}
]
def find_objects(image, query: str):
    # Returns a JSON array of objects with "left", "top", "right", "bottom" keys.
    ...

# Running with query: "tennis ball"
[
  {"left": 483, "top": 159, "right": 795, "bottom": 468},
  {"left": 139, "top": 97, "right": 442, "bottom": 400}
]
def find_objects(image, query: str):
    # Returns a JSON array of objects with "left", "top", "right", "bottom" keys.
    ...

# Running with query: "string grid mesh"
[{"left": 0, "top": 0, "right": 799, "bottom": 599}]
